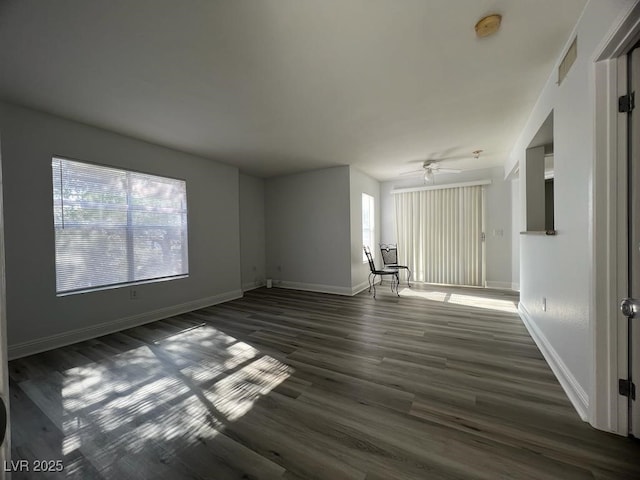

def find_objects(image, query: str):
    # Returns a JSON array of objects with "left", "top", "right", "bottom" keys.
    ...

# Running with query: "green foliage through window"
[{"left": 52, "top": 157, "right": 189, "bottom": 293}]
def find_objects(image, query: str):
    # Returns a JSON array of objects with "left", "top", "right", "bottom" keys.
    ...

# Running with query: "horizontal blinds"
[
  {"left": 395, "top": 185, "right": 483, "bottom": 286},
  {"left": 52, "top": 158, "right": 188, "bottom": 293}
]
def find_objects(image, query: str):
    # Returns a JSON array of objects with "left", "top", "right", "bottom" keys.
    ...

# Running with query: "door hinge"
[
  {"left": 619, "top": 92, "right": 635, "bottom": 113},
  {"left": 619, "top": 378, "right": 636, "bottom": 400},
  {"left": 481, "top": 232, "right": 486, "bottom": 241}
]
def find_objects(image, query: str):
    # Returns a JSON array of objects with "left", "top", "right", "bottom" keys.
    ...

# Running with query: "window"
[
  {"left": 52, "top": 157, "right": 188, "bottom": 294},
  {"left": 362, "top": 193, "right": 375, "bottom": 262}
]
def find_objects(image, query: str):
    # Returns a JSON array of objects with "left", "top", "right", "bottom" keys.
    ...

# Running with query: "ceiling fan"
[{"left": 402, "top": 159, "right": 462, "bottom": 183}]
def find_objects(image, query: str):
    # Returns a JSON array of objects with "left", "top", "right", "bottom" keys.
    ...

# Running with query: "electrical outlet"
[{"left": 130, "top": 288, "right": 139, "bottom": 300}]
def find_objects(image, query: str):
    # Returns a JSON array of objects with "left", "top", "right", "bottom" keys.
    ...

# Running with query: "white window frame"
[
  {"left": 362, "top": 193, "right": 375, "bottom": 262},
  {"left": 52, "top": 157, "right": 189, "bottom": 295}
]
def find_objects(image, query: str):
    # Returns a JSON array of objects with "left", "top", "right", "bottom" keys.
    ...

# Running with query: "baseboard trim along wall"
[
  {"left": 351, "top": 280, "right": 371, "bottom": 296},
  {"left": 485, "top": 281, "right": 516, "bottom": 290},
  {"left": 242, "top": 281, "right": 266, "bottom": 292},
  {"left": 277, "top": 281, "right": 354, "bottom": 296},
  {"left": 8, "top": 290, "right": 243, "bottom": 360},
  {"left": 266, "top": 280, "right": 370, "bottom": 297},
  {"left": 518, "top": 302, "right": 589, "bottom": 421}
]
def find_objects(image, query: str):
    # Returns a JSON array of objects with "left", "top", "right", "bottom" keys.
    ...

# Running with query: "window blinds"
[
  {"left": 394, "top": 185, "right": 483, "bottom": 286},
  {"left": 52, "top": 158, "right": 188, "bottom": 294},
  {"left": 362, "top": 193, "right": 375, "bottom": 261}
]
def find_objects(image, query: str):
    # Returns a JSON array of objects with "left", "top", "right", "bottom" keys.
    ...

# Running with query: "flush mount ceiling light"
[
  {"left": 421, "top": 160, "right": 462, "bottom": 183},
  {"left": 475, "top": 14, "right": 502, "bottom": 38},
  {"left": 424, "top": 167, "right": 434, "bottom": 183}
]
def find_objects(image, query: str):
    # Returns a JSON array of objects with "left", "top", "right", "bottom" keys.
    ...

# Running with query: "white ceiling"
[{"left": 0, "top": 0, "right": 587, "bottom": 180}]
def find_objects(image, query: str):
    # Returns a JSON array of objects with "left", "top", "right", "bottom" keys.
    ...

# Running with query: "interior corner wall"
[
  {"left": 239, "top": 174, "right": 266, "bottom": 291},
  {"left": 0, "top": 102, "right": 242, "bottom": 358},
  {"left": 506, "top": 0, "right": 637, "bottom": 418},
  {"left": 482, "top": 167, "right": 513, "bottom": 289},
  {"left": 380, "top": 181, "right": 397, "bottom": 247},
  {"left": 349, "top": 167, "right": 380, "bottom": 294},
  {"left": 525, "top": 146, "right": 546, "bottom": 232},
  {"left": 264, "top": 166, "right": 352, "bottom": 295},
  {"left": 510, "top": 178, "right": 521, "bottom": 291},
  {"left": 379, "top": 166, "right": 512, "bottom": 289}
]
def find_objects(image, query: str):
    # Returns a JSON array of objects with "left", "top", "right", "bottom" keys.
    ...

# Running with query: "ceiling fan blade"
[
  {"left": 400, "top": 169, "right": 424, "bottom": 176},
  {"left": 433, "top": 168, "right": 462, "bottom": 174}
]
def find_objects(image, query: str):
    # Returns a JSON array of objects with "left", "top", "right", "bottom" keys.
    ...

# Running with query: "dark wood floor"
[{"left": 9, "top": 285, "right": 640, "bottom": 479}]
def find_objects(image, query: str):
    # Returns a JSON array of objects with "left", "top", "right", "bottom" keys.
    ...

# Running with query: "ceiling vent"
[{"left": 558, "top": 37, "right": 577, "bottom": 85}]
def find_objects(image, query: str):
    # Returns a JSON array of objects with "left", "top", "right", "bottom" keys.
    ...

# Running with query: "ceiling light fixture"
[
  {"left": 424, "top": 168, "right": 434, "bottom": 183},
  {"left": 475, "top": 14, "right": 502, "bottom": 38}
]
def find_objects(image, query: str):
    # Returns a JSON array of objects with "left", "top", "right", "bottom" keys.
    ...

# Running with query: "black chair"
[
  {"left": 364, "top": 246, "right": 399, "bottom": 298},
  {"left": 379, "top": 243, "right": 411, "bottom": 287}
]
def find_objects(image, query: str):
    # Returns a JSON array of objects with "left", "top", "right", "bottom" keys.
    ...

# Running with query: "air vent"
[{"left": 558, "top": 37, "right": 577, "bottom": 85}]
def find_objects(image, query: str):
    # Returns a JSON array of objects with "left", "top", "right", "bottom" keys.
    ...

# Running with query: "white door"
[
  {"left": 622, "top": 46, "right": 640, "bottom": 438},
  {"left": 628, "top": 48, "right": 640, "bottom": 438}
]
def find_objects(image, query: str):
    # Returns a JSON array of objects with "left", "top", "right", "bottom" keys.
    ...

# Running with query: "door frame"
[
  {"left": 593, "top": 0, "right": 640, "bottom": 435},
  {"left": 0, "top": 131, "right": 10, "bottom": 474}
]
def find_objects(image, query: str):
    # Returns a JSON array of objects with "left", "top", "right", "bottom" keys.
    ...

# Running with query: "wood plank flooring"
[{"left": 8, "top": 285, "right": 640, "bottom": 479}]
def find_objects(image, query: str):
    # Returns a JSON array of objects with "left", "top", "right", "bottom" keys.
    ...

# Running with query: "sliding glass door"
[{"left": 394, "top": 185, "right": 484, "bottom": 286}]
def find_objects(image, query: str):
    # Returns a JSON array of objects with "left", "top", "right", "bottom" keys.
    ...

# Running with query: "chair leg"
[
  {"left": 394, "top": 273, "right": 400, "bottom": 296},
  {"left": 407, "top": 268, "right": 412, "bottom": 288},
  {"left": 368, "top": 273, "right": 373, "bottom": 293},
  {"left": 372, "top": 274, "right": 377, "bottom": 298}
]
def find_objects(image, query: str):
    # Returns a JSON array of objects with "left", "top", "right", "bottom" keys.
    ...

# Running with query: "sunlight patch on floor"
[
  {"left": 397, "top": 289, "right": 449, "bottom": 301},
  {"left": 447, "top": 293, "right": 518, "bottom": 313},
  {"left": 156, "top": 324, "right": 238, "bottom": 352},
  {"left": 207, "top": 355, "right": 292, "bottom": 421},
  {"left": 59, "top": 324, "right": 293, "bottom": 458},
  {"left": 398, "top": 288, "right": 518, "bottom": 313}
]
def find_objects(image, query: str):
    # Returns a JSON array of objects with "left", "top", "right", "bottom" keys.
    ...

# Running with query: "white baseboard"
[
  {"left": 8, "top": 290, "right": 243, "bottom": 360},
  {"left": 277, "top": 281, "right": 354, "bottom": 296},
  {"left": 511, "top": 282, "right": 520, "bottom": 292},
  {"left": 273, "top": 280, "right": 369, "bottom": 297},
  {"left": 485, "top": 281, "right": 516, "bottom": 290},
  {"left": 518, "top": 303, "right": 589, "bottom": 421},
  {"left": 242, "top": 281, "right": 265, "bottom": 292},
  {"left": 351, "top": 280, "right": 370, "bottom": 296}
]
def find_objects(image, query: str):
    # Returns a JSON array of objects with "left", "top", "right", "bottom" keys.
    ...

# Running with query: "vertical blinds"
[
  {"left": 394, "top": 185, "right": 483, "bottom": 286},
  {"left": 52, "top": 157, "right": 189, "bottom": 294}
]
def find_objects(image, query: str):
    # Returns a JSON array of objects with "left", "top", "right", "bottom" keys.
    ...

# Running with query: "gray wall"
[
  {"left": 239, "top": 174, "right": 266, "bottom": 291},
  {"left": 510, "top": 178, "right": 520, "bottom": 290},
  {"left": 0, "top": 102, "right": 242, "bottom": 357},
  {"left": 265, "top": 166, "right": 352, "bottom": 294},
  {"left": 482, "top": 167, "right": 513, "bottom": 289},
  {"left": 504, "top": 0, "right": 635, "bottom": 416},
  {"left": 524, "top": 146, "right": 546, "bottom": 231},
  {"left": 349, "top": 167, "right": 380, "bottom": 293},
  {"left": 380, "top": 166, "right": 513, "bottom": 288}
]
